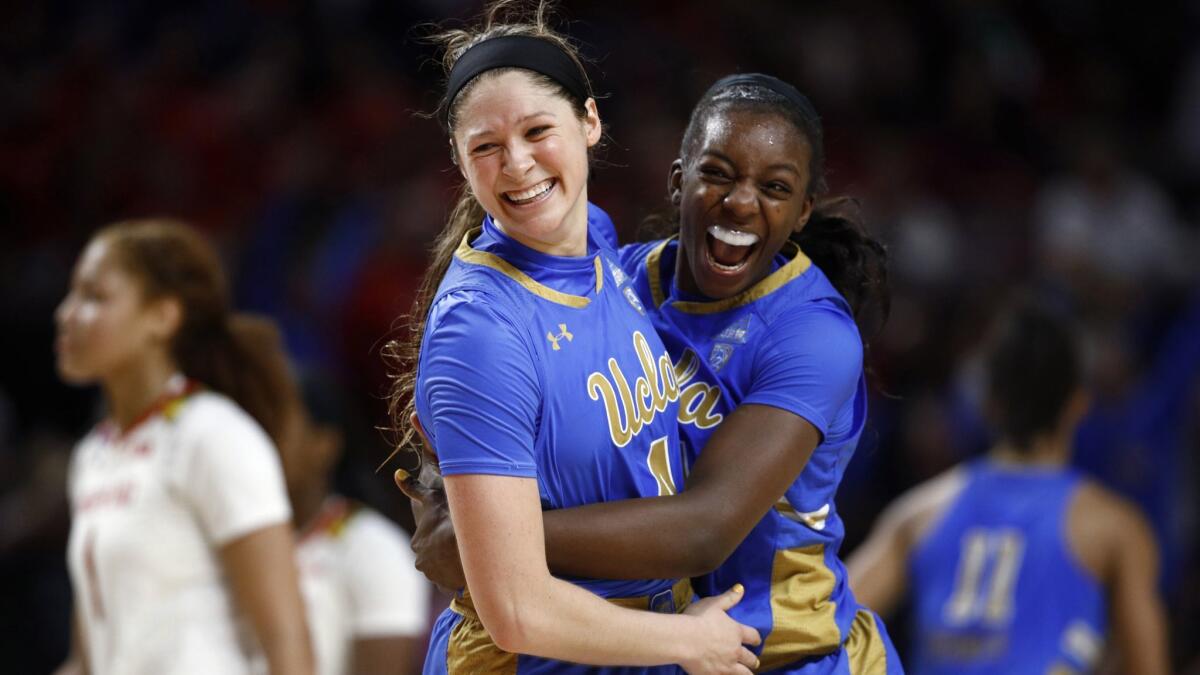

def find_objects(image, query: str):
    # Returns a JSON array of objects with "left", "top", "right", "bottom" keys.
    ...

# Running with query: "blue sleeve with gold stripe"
[
  {"left": 743, "top": 299, "right": 862, "bottom": 439},
  {"left": 418, "top": 289, "right": 541, "bottom": 478}
]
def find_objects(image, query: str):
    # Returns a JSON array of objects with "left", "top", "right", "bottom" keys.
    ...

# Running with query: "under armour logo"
[{"left": 546, "top": 323, "right": 573, "bottom": 350}]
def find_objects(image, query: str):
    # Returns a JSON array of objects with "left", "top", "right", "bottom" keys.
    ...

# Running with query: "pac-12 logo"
[{"left": 546, "top": 324, "right": 573, "bottom": 351}]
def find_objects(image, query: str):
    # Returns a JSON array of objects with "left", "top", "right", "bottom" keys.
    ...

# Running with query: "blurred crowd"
[{"left": 1, "top": 0, "right": 1197, "bottom": 672}]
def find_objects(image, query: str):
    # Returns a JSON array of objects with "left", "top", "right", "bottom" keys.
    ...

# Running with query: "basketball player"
[
  {"left": 275, "top": 370, "right": 430, "bottom": 675},
  {"left": 846, "top": 301, "right": 1170, "bottom": 674},
  {"left": 385, "top": 1, "right": 759, "bottom": 673},
  {"left": 53, "top": 220, "right": 313, "bottom": 674}
]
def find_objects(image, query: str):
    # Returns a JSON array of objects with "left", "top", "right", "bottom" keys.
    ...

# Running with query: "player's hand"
[
  {"left": 393, "top": 414, "right": 466, "bottom": 594},
  {"left": 679, "top": 584, "right": 761, "bottom": 675}
]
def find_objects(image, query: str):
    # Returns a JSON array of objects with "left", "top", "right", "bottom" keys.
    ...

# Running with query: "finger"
[
  {"left": 738, "top": 646, "right": 760, "bottom": 670},
  {"left": 713, "top": 583, "right": 746, "bottom": 611},
  {"left": 393, "top": 468, "right": 432, "bottom": 503},
  {"left": 741, "top": 624, "right": 762, "bottom": 647}
]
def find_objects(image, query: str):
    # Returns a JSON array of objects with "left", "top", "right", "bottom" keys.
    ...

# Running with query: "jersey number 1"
[{"left": 943, "top": 528, "right": 1025, "bottom": 626}]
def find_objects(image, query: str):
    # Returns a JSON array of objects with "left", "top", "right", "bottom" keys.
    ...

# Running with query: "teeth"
[
  {"left": 506, "top": 179, "right": 554, "bottom": 203},
  {"left": 708, "top": 224, "right": 759, "bottom": 247}
]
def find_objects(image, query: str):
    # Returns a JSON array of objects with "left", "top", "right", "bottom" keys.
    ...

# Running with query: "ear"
[
  {"left": 147, "top": 296, "right": 183, "bottom": 343},
  {"left": 668, "top": 159, "right": 684, "bottom": 205},
  {"left": 582, "top": 97, "right": 602, "bottom": 148},
  {"left": 792, "top": 195, "right": 816, "bottom": 234},
  {"left": 449, "top": 138, "right": 465, "bottom": 175}
]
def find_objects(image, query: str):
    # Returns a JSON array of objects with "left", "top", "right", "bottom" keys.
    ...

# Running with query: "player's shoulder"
[
  {"left": 893, "top": 464, "right": 973, "bottom": 549},
  {"left": 1069, "top": 478, "right": 1155, "bottom": 545},
  {"left": 173, "top": 390, "right": 262, "bottom": 436}
]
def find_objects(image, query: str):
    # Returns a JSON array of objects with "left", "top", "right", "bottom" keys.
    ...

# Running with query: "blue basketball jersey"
[
  {"left": 417, "top": 204, "right": 686, "bottom": 674},
  {"left": 620, "top": 238, "right": 897, "bottom": 674},
  {"left": 909, "top": 461, "right": 1106, "bottom": 674}
]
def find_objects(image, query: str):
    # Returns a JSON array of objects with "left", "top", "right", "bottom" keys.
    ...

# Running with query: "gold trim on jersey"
[
  {"left": 453, "top": 228, "right": 603, "bottom": 309},
  {"left": 844, "top": 609, "right": 891, "bottom": 674},
  {"left": 446, "top": 603, "right": 518, "bottom": 674},
  {"left": 645, "top": 238, "right": 813, "bottom": 314},
  {"left": 758, "top": 543, "right": 841, "bottom": 671},
  {"left": 775, "top": 499, "right": 831, "bottom": 532},
  {"left": 646, "top": 239, "right": 671, "bottom": 308}
]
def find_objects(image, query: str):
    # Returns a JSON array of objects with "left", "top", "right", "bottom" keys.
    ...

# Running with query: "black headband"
[
  {"left": 706, "top": 73, "right": 820, "bottom": 129},
  {"left": 442, "top": 35, "right": 590, "bottom": 128}
]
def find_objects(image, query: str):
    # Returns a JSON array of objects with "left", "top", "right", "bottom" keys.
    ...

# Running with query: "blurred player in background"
[
  {"left": 847, "top": 300, "right": 1170, "bottom": 674},
  {"left": 274, "top": 368, "right": 429, "bottom": 675},
  {"left": 52, "top": 220, "right": 313, "bottom": 675}
]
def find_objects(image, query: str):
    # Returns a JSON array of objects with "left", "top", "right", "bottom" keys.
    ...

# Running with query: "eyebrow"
[
  {"left": 464, "top": 111, "right": 558, "bottom": 145},
  {"left": 701, "top": 149, "right": 801, "bottom": 176}
]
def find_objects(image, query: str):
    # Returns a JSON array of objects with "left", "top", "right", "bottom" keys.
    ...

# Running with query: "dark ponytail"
[
  {"left": 99, "top": 219, "right": 295, "bottom": 447},
  {"left": 794, "top": 196, "right": 890, "bottom": 337}
]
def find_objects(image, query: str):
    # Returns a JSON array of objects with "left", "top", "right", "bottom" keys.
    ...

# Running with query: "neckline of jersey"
[
  {"left": 646, "top": 237, "right": 813, "bottom": 314},
  {"left": 103, "top": 373, "right": 200, "bottom": 442},
  {"left": 455, "top": 218, "right": 605, "bottom": 308}
]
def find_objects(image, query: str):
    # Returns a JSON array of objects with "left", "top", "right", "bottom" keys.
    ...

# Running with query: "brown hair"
[
  {"left": 98, "top": 219, "right": 295, "bottom": 447},
  {"left": 384, "top": 0, "right": 593, "bottom": 460}
]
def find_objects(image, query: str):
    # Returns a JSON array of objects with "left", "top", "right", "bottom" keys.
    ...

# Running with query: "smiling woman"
[
  {"left": 383, "top": 2, "right": 759, "bottom": 674},
  {"left": 399, "top": 72, "right": 903, "bottom": 675}
]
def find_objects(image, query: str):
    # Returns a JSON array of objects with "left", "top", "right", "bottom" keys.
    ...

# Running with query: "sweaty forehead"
[{"left": 695, "top": 109, "right": 810, "bottom": 166}]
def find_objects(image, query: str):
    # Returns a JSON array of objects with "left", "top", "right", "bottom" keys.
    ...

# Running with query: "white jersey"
[
  {"left": 66, "top": 378, "right": 292, "bottom": 675},
  {"left": 293, "top": 496, "right": 430, "bottom": 675}
]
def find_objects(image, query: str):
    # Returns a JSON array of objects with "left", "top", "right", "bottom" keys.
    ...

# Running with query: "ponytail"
[
  {"left": 99, "top": 219, "right": 296, "bottom": 447},
  {"left": 793, "top": 196, "right": 890, "bottom": 338},
  {"left": 177, "top": 313, "right": 294, "bottom": 447},
  {"left": 383, "top": 186, "right": 483, "bottom": 457}
]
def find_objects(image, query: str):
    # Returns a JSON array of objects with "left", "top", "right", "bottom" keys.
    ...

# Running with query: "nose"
[
  {"left": 55, "top": 294, "right": 73, "bottom": 327},
  {"left": 722, "top": 180, "right": 759, "bottom": 222},
  {"left": 501, "top": 141, "right": 535, "bottom": 179}
]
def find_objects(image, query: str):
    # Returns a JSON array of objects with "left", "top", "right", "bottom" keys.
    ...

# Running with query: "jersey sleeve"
[
  {"left": 342, "top": 510, "right": 430, "bottom": 636},
  {"left": 418, "top": 290, "right": 541, "bottom": 478},
  {"left": 175, "top": 398, "right": 292, "bottom": 545},
  {"left": 742, "top": 301, "right": 863, "bottom": 439}
]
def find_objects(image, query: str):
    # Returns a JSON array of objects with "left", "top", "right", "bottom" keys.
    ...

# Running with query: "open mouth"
[
  {"left": 503, "top": 178, "right": 556, "bottom": 206},
  {"left": 704, "top": 224, "right": 760, "bottom": 274}
]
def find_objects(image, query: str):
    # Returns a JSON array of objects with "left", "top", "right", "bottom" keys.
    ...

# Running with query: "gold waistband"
[{"left": 451, "top": 577, "right": 693, "bottom": 620}]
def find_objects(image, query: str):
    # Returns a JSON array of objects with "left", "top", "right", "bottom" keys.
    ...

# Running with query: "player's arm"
[
  {"left": 1102, "top": 498, "right": 1170, "bottom": 675},
  {"left": 402, "top": 308, "right": 856, "bottom": 581},
  {"left": 445, "top": 472, "right": 760, "bottom": 671},
  {"left": 401, "top": 403, "right": 818, "bottom": 582},
  {"left": 844, "top": 499, "right": 912, "bottom": 618},
  {"left": 220, "top": 524, "right": 314, "bottom": 675},
  {"left": 547, "top": 403, "right": 818, "bottom": 578},
  {"left": 541, "top": 307, "right": 861, "bottom": 579}
]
